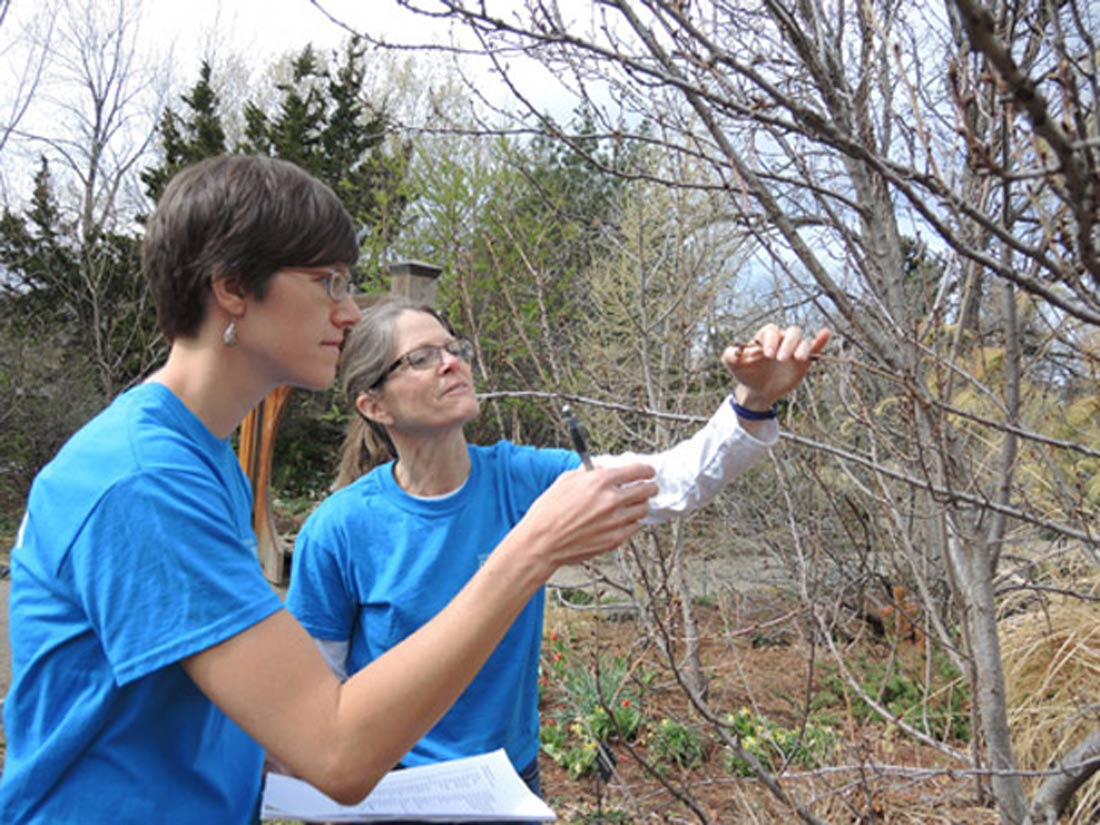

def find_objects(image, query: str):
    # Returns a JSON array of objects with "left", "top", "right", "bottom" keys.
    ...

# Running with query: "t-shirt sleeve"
[
  {"left": 286, "top": 507, "right": 358, "bottom": 643},
  {"left": 503, "top": 445, "right": 581, "bottom": 513},
  {"left": 69, "top": 471, "right": 283, "bottom": 686}
]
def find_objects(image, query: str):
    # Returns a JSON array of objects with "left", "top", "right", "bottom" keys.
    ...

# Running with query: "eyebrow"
[{"left": 404, "top": 336, "right": 457, "bottom": 350}]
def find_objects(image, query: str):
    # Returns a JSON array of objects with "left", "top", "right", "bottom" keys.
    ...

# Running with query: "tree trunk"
[
  {"left": 1027, "top": 729, "right": 1100, "bottom": 824},
  {"left": 948, "top": 523, "right": 1029, "bottom": 823}
]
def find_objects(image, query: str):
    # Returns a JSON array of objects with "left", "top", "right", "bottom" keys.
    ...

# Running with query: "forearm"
[{"left": 592, "top": 396, "right": 777, "bottom": 523}]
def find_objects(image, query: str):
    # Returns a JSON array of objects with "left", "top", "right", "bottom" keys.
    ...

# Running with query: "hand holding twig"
[{"left": 723, "top": 324, "right": 831, "bottom": 410}]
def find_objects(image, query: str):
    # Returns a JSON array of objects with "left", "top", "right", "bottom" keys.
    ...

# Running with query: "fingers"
[
  {"left": 723, "top": 325, "right": 831, "bottom": 367},
  {"left": 776, "top": 326, "right": 802, "bottom": 361},
  {"left": 756, "top": 323, "right": 782, "bottom": 358},
  {"left": 598, "top": 461, "right": 657, "bottom": 488},
  {"left": 573, "top": 464, "right": 657, "bottom": 522},
  {"left": 581, "top": 497, "right": 651, "bottom": 556},
  {"left": 788, "top": 328, "right": 830, "bottom": 362},
  {"left": 808, "top": 327, "right": 831, "bottom": 356}
]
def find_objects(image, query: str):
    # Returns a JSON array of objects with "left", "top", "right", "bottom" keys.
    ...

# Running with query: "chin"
[{"left": 289, "top": 368, "right": 338, "bottom": 392}]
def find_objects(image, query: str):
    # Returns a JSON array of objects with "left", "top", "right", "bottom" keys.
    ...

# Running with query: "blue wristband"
[{"left": 730, "top": 399, "right": 779, "bottom": 420}]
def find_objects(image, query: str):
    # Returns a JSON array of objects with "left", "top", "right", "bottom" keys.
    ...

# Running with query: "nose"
[
  {"left": 438, "top": 348, "right": 461, "bottom": 371},
  {"left": 334, "top": 294, "right": 362, "bottom": 328}
]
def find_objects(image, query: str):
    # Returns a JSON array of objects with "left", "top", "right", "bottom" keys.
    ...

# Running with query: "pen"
[{"left": 562, "top": 405, "right": 594, "bottom": 470}]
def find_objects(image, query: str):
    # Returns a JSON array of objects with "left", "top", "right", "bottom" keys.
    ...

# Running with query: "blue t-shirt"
[
  {"left": 0, "top": 383, "right": 283, "bottom": 824},
  {"left": 287, "top": 442, "right": 579, "bottom": 771}
]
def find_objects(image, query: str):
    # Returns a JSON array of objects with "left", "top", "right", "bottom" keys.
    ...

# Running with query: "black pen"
[{"left": 562, "top": 405, "right": 594, "bottom": 470}]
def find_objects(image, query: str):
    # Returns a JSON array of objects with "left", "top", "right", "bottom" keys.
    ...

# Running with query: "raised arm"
[
  {"left": 182, "top": 462, "right": 656, "bottom": 805},
  {"left": 594, "top": 323, "right": 829, "bottom": 522}
]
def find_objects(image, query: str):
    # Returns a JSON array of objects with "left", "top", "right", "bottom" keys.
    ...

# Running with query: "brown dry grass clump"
[{"left": 1001, "top": 580, "right": 1100, "bottom": 822}]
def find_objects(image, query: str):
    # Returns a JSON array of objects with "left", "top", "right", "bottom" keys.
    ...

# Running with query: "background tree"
[
  {"left": 0, "top": 0, "right": 166, "bottom": 522},
  {"left": 1, "top": 22, "right": 417, "bottom": 509},
  {"left": 0, "top": 159, "right": 104, "bottom": 529},
  {"left": 393, "top": 107, "right": 632, "bottom": 448},
  {"left": 139, "top": 61, "right": 227, "bottom": 203},
  {"left": 0, "top": 0, "right": 57, "bottom": 179}
]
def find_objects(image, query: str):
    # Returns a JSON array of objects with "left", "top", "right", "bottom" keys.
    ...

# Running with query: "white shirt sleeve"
[
  {"left": 591, "top": 396, "right": 778, "bottom": 525},
  {"left": 316, "top": 638, "right": 350, "bottom": 681}
]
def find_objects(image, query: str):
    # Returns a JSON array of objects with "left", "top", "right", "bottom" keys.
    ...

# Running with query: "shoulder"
[
  {"left": 470, "top": 441, "right": 580, "bottom": 485},
  {"left": 29, "top": 388, "right": 227, "bottom": 547},
  {"left": 296, "top": 467, "right": 391, "bottom": 540}
]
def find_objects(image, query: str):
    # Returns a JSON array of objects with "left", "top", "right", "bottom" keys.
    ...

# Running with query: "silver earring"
[{"left": 223, "top": 320, "right": 238, "bottom": 347}]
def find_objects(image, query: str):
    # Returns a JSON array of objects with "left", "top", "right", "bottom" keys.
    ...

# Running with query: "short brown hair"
[{"left": 142, "top": 155, "right": 359, "bottom": 340}]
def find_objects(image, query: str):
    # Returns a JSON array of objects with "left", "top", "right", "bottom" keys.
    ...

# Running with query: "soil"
[{"left": 535, "top": 580, "right": 999, "bottom": 825}]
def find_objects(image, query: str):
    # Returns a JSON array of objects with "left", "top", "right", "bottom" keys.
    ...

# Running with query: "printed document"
[{"left": 261, "top": 748, "right": 556, "bottom": 822}]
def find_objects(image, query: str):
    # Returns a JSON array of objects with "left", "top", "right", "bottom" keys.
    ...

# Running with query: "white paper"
[{"left": 261, "top": 748, "right": 556, "bottom": 822}]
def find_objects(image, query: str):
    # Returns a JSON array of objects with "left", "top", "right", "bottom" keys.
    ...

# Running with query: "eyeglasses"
[
  {"left": 372, "top": 338, "right": 475, "bottom": 387},
  {"left": 285, "top": 267, "right": 358, "bottom": 302}
]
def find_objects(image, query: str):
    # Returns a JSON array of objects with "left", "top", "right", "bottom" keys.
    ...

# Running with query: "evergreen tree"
[
  {"left": 140, "top": 62, "right": 228, "bottom": 203},
  {"left": 0, "top": 159, "right": 141, "bottom": 503}
]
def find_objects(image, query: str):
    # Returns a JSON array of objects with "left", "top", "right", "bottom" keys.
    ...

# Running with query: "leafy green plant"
[
  {"left": 815, "top": 652, "right": 970, "bottom": 742},
  {"left": 647, "top": 718, "right": 708, "bottom": 770},
  {"left": 539, "top": 631, "right": 648, "bottom": 778},
  {"left": 722, "top": 707, "right": 838, "bottom": 776},
  {"left": 540, "top": 719, "right": 601, "bottom": 779}
]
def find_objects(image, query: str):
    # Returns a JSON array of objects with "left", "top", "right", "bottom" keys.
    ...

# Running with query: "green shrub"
[
  {"left": 723, "top": 707, "right": 838, "bottom": 776},
  {"left": 815, "top": 652, "right": 970, "bottom": 742},
  {"left": 648, "top": 718, "right": 708, "bottom": 770}
]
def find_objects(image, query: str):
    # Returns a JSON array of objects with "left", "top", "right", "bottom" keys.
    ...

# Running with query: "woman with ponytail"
[{"left": 286, "top": 295, "right": 829, "bottom": 799}]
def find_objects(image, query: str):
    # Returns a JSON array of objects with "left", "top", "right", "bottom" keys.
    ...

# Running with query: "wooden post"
[
  {"left": 389, "top": 260, "right": 441, "bottom": 304},
  {"left": 238, "top": 261, "right": 442, "bottom": 585},
  {"left": 237, "top": 385, "right": 294, "bottom": 584}
]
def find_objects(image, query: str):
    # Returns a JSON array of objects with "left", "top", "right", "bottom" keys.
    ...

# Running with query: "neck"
[
  {"left": 147, "top": 335, "right": 274, "bottom": 439},
  {"left": 391, "top": 428, "right": 471, "bottom": 496}
]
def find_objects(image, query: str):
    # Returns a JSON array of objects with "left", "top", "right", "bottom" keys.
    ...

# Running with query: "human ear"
[
  {"left": 210, "top": 272, "right": 248, "bottom": 317},
  {"left": 356, "top": 391, "right": 393, "bottom": 427}
]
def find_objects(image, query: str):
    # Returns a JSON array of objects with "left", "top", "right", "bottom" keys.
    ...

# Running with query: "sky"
[
  {"left": 141, "top": 0, "right": 559, "bottom": 106},
  {"left": 0, "top": 0, "right": 598, "bottom": 209},
  {"left": 140, "top": 0, "right": 591, "bottom": 116},
  {"left": 0, "top": 1, "right": 521, "bottom": 194},
  {"left": 145, "top": 0, "right": 404, "bottom": 65}
]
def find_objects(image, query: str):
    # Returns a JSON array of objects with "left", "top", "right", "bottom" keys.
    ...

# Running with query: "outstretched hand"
[{"left": 722, "top": 324, "right": 830, "bottom": 410}]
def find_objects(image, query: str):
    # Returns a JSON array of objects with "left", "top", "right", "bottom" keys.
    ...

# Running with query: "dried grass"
[{"left": 1001, "top": 584, "right": 1100, "bottom": 821}]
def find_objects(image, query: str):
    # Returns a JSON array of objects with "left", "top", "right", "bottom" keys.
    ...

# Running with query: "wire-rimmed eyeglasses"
[
  {"left": 285, "top": 267, "right": 358, "bottom": 302},
  {"left": 372, "top": 338, "right": 475, "bottom": 388}
]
